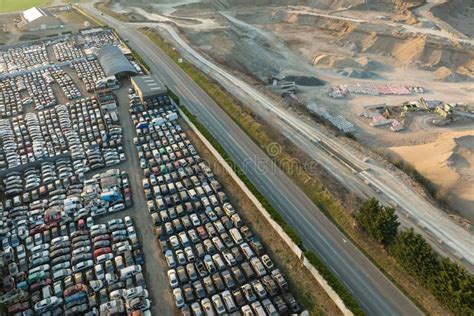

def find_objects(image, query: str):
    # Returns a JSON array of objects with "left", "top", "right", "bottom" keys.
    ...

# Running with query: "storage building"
[
  {"left": 97, "top": 45, "right": 137, "bottom": 79},
  {"left": 19, "top": 7, "right": 63, "bottom": 32},
  {"left": 131, "top": 75, "right": 168, "bottom": 103}
]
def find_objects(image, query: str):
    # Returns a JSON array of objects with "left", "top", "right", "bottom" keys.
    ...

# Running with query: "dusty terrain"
[
  {"left": 391, "top": 130, "right": 474, "bottom": 220},
  {"left": 109, "top": 0, "right": 474, "bottom": 220}
]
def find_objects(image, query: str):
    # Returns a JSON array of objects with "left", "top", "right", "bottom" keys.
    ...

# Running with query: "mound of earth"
[
  {"left": 336, "top": 67, "right": 377, "bottom": 78},
  {"left": 312, "top": 55, "right": 389, "bottom": 74},
  {"left": 355, "top": 56, "right": 391, "bottom": 71},
  {"left": 431, "top": 0, "right": 474, "bottom": 37},
  {"left": 390, "top": 131, "right": 474, "bottom": 222},
  {"left": 284, "top": 75, "right": 324, "bottom": 86},
  {"left": 436, "top": 66, "right": 473, "bottom": 82}
]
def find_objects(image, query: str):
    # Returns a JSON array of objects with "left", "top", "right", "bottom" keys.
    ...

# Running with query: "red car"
[
  {"left": 64, "top": 284, "right": 87, "bottom": 297},
  {"left": 78, "top": 219, "right": 85, "bottom": 230},
  {"left": 29, "top": 224, "right": 47, "bottom": 236},
  {"left": 30, "top": 278, "right": 52, "bottom": 292},
  {"left": 93, "top": 247, "right": 111, "bottom": 259}
]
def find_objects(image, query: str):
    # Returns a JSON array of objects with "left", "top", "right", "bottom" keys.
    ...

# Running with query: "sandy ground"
[{"left": 390, "top": 130, "right": 474, "bottom": 221}]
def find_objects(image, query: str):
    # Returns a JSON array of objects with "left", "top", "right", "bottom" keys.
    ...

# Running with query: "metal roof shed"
[
  {"left": 131, "top": 75, "right": 168, "bottom": 103},
  {"left": 97, "top": 45, "right": 137, "bottom": 78}
]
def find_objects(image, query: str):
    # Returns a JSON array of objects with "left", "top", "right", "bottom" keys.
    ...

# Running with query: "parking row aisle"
[
  {"left": 112, "top": 81, "right": 179, "bottom": 316},
  {"left": 127, "top": 88, "right": 303, "bottom": 315}
]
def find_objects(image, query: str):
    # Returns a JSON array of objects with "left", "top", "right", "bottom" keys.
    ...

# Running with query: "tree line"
[{"left": 356, "top": 198, "right": 474, "bottom": 314}]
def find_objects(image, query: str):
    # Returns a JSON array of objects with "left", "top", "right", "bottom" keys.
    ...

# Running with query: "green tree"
[
  {"left": 356, "top": 198, "right": 400, "bottom": 247},
  {"left": 390, "top": 229, "right": 439, "bottom": 283},
  {"left": 435, "top": 257, "right": 474, "bottom": 314},
  {"left": 390, "top": 229, "right": 474, "bottom": 314}
]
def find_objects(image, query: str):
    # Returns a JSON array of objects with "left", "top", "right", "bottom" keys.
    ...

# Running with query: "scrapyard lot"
[
  {"left": 0, "top": 25, "right": 304, "bottom": 315},
  {"left": 129, "top": 90, "right": 303, "bottom": 315},
  {"left": 0, "top": 29, "right": 157, "bottom": 316}
]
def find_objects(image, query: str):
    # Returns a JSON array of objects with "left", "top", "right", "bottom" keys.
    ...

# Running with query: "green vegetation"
[
  {"left": 73, "top": 5, "right": 104, "bottom": 26},
  {"left": 94, "top": 1, "right": 128, "bottom": 22},
  {"left": 179, "top": 103, "right": 364, "bottom": 316},
  {"left": 356, "top": 198, "right": 399, "bottom": 247},
  {"left": 356, "top": 199, "right": 474, "bottom": 314},
  {"left": 0, "top": 0, "right": 49, "bottom": 13},
  {"left": 390, "top": 229, "right": 474, "bottom": 314}
]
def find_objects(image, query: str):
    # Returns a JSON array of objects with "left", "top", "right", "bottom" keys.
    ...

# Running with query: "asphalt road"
[{"left": 81, "top": 4, "right": 423, "bottom": 315}]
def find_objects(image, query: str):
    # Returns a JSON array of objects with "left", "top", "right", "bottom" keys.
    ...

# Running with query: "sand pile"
[
  {"left": 339, "top": 27, "right": 474, "bottom": 79},
  {"left": 312, "top": 54, "right": 386, "bottom": 74},
  {"left": 390, "top": 131, "right": 474, "bottom": 221},
  {"left": 312, "top": 54, "right": 360, "bottom": 69},
  {"left": 436, "top": 67, "right": 473, "bottom": 82},
  {"left": 336, "top": 68, "right": 377, "bottom": 78}
]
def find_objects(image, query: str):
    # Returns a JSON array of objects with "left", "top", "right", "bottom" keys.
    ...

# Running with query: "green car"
[{"left": 28, "top": 271, "right": 47, "bottom": 284}]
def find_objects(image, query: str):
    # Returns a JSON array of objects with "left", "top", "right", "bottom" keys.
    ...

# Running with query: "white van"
[
  {"left": 120, "top": 265, "right": 142, "bottom": 280},
  {"left": 41, "top": 285, "right": 51, "bottom": 299},
  {"left": 109, "top": 203, "right": 125, "bottom": 213},
  {"left": 222, "top": 290, "right": 237, "bottom": 313},
  {"left": 229, "top": 228, "right": 243, "bottom": 245}
]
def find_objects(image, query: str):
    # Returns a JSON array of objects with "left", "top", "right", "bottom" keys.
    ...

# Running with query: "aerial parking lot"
[{"left": 0, "top": 24, "right": 305, "bottom": 315}]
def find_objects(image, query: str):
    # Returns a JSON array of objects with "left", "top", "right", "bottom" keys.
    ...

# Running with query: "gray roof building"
[
  {"left": 97, "top": 45, "right": 137, "bottom": 78},
  {"left": 131, "top": 75, "right": 168, "bottom": 103},
  {"left": 19, "top": 7, "right": 63, "bottom": 32}
]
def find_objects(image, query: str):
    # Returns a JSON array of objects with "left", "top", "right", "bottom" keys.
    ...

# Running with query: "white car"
[
  {"left": 73, "top": 260, "right": 94, "bottom": 273},
  {"left": 125, "top": 286, "right": 148, "bottom": 300},
  {"left": 89, "top": 280, "right": 104, "bottom": 292},
  {"left": 164, "top": 250, "right": 176, "bottom": 268},
  {"left": 109, "top": 289, "right": 126, "bottom": 300},
  {"left": 53, "top": 268, "right": 72, "bottom": 281},
  {"left": 173, "top": 288, "right": 184, "bottom": 308},
  {"left": 167, "top": 269, "right": 179, "bottom": 288},
  {"left": 95, "top": 264, "right": 105, "bottom": 280},
  {"left": 109, "top": 203, "right": 125, "bottom": 213},
  {"left": 96, "top": 253, "right": 114, "bottom": 264},
  {"left": 91, "top": 208, "right": 107, "bottom": 217},
  {"left": 124, "top": 216, "right": 133, "bottom": 227},
  {"left": 34, "top": 297, "right": 63, "bottom": 312},
  {"left": 52, "top": 262, "right": 70, "bottom": 273}
]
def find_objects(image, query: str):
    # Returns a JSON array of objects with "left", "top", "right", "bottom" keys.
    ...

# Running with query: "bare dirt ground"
[
  {"left": 109, "top": 0, "right": 474, "bottom": 227},
  {"left": 390, "top": 130, "right": 474, "bottom": 221}
]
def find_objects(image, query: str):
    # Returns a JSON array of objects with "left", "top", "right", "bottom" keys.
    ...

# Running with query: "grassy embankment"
[{"left": 0, "top": 0, "right": 49, "bottom": 13}]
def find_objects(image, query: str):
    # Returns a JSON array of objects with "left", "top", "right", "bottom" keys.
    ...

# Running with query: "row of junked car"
[
  {"left": 0, "top": 94, "right": 123, "bottom": 176},
  {"left": 0, "top": 158, "right": 83, "bottom": 202},
  {"left": 69, "top": 97, "right": 125, "bottom": 169},
  {"left": 51, "top": 41, "right": 84, "bottom": 63},
  {"left": 129, "top": 93, "right": 302, "bottom": 316},
  {"left": 0, "top": 105, "right": 74, "bottom": 171},
  {"left": 50, "top": 67, "right": 82, "bottom": 101},
  {"left": 0, "top": 162, "right": 150, "bottom": 315},
  {"left": 2, "top": 212, "right": 149, "bottom": 315},
  {"left": 71, "top": 60, "right": 106, "bottom": 93},
  {"left": 0, "top": 43, "right": 50, "bottom": 73},
  {"left": 0, "top": 76, "right": 25, "bottom": 118}
]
